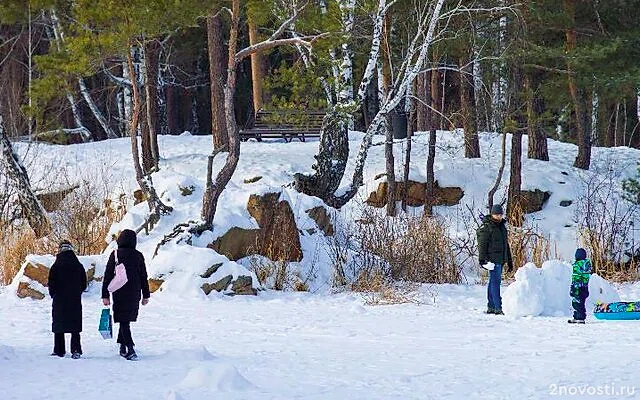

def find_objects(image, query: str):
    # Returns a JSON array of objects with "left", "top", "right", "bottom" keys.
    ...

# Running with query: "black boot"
[
  {"left": 124, "top": 346, "right": 138, "bottom": 361},
  {"left": 568, "top": 319, "right": 585, "bottom": 324},
  {"left": 119, "top": 344, "right": 127, "bottom": 358}
]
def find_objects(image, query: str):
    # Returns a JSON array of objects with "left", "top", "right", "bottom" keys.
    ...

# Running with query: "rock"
[
  {"left": 148, "top": 278, "right": 165, "bottom": 293},
  {"left": 210, "top": 192, "right": 303, "bottom": 262},
  {"left": 519, "top": 190, "right": 551, "bottom": 214},
  {"left": 247, "top": 192, "right": 303, "bottom": 262},
  {"left": 179, "top": 185, "right": 195, "bottom": 196},
  {"left": 200, "top": 263, "right": 223, "bottom": 279},
  {"left": 559, "top": 200, "right": 573, "bottom": 207},
  {"left": 306, "top": 206, "right": 334, "bottom": 236},
  {"left": 243, "top": 176, "right": 263, "bottom": 184},
  {"left": 209, "top": 227, "right": 261, "bottom": 261},
  {"left": 133, "top": 189, "right": 146, "bottom": 205},
  {"left": 36, "top": 185, "right": 79, "bottom": 212},
  {"left": 201, "top": 275, "right": 233, "bottom": 295},
  {"left": 231, "top": 276, "right": 257, "bottom": 295},
  {"left": 23, "top": 262, "right": 50, "bottom": 287},
  {"left": 86, "top": 265, "right": 96, "bottom": 282},
  {"left": 16, "top": 282, "right": 45, "bottom": 300},
  {"left": 366, "top": 180, "right": 464, "bottom": 208}
]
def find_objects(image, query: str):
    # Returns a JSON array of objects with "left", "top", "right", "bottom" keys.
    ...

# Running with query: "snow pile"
[
  {"left": 150, "top": 242, "right": 261, "bottom": 298},
  {"left": 503, "top": 260, "right": 620, "bottom": 317},
  {"left": 177, "top": 363, "right": 254, "bottom": 392}
]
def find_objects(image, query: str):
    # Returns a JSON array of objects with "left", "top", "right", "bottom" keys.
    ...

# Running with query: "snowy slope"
[{"left": 11, "top": 130, "right": 640, "bottom": 291}]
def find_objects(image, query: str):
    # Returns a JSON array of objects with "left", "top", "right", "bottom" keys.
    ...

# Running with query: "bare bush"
[
  {"left": 0, "top": 224, "right": 57, "bottom": 285},
  {"left": 328, "top": 206, "right": 464, "bottom": 288},
  {"left": 575, "top": 167, "right": 639, "bottom": 280}
]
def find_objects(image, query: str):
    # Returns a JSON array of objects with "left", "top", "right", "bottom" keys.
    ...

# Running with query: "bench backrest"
[{"left": 254, "top": 110, "right": 325, "bottom": 130}]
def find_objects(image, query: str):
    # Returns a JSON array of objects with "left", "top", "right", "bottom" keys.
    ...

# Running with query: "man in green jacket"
[{"left": 476, "top": 204, "right": 513, "bottom": 315}]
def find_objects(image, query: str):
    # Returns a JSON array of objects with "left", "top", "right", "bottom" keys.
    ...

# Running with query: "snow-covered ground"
[
  {"left": 11, "top": 130, "right": 640, "bottom": 293},
  {"left": 4, "top": 132, "right": 640, "bottom": 399},
  {"left": 1, "top": 284, "right": 640, "bottom": 400}
]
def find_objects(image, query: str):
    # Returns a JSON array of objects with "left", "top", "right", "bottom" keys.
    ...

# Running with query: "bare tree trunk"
[
  {"left": 415, "top": 72, "right": 429, "bottom": 132},
  {"left": 78, "top": 78, "right": 118, "bottom": 139},
  {"left": 564, "top": 0, "right": 591, "bottom": 169},
  {"left": 402, "top": 99, "right": 415, "bottom": 212},
  {"left": 385, "top": 119, "right": 395, "bottom": 216},
  {"left": 126, "top": 42, "right": 172, "bottom": 227},
  {"left": 202, "top": 0, "right": 242, "bottom": 229},
  {"left": 424, "top": 68, "right": 440, "bottom": 216},
  {"left": 248, "top": 17, "right": 263, "bottom": 114},
  {"left": 144, "top": 40, "right": 161, "bottom": 169},
  {"left": 488, "top": 131, "right": 507, "bottom": 210},
  {"left": 525, "top": 73, "right": 548, "bottom": 160},
  {"left": 507, "top": 130, "right": 523, "bottom": 226},
  {"left": 138, "top": 46, "right": 154, "bottom": 174},
  {"left": 0, "top": 115, "right": 51, "bottom": 237},
  {"left": 207, "top": 12, "right": 228, "bottom": 151},
  {"left": 460, "top": 55, "right": 480, "bottom": 158}
]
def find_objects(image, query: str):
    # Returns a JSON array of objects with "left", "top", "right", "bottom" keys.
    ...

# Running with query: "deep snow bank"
[{"left": 503, "top": 261, "right": 620, "bottom": 317}]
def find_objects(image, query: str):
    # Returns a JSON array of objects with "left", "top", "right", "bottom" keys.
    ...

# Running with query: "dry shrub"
[
  {"left": 357, "top": 208, "right": 463, "bottom": 284},
  {"left": 351, "top": 269, "right": 420, "bottom": 306},
  {"left": 48, "top": 181, "right": 125, "bottom": 255},
  {"left": 0, "top": 224, "right": 57, "bottom": 285},
  {"left": 575, "top": 167, "right": 639, "bottom": 281},
  {"left": 507, "top": 226, "right": 553, "bottom": 273},
  {"left": 248, "top": 255, "right": 310, "bottom": 291}
]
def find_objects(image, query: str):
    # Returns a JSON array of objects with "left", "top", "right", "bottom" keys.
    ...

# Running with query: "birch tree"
[{"left": 0, "top": 115, "right": 51, "bottom": 237}]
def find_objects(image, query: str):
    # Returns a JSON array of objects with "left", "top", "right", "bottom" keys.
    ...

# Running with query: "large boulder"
[
  {"left": 519, "top": 190, "right": 551, "bottom": 214},
  {"left": 306, "top": 206, "right": 334, "bottom": 236},
  {"left": 210, "top": 192, "right": 303, "bottom": 262},
  {"left": 366, "top": 180, "right": 464, "bottom": 208}
]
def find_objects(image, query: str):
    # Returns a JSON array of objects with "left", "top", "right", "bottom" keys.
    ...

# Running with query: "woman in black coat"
[
  {"left": 48, "top": 241, "right": 87, "bottom": 358},
  {"left": 102, "top": 229, "right": 150, "bottom": 361}
]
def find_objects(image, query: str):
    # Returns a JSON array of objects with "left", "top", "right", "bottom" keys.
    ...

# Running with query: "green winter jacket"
[
  {"left": 572, "top": 259, "right": 592, "bottom": 286},
  {"left": 476, "top": 215, "right": 513, "bottom": 265}
]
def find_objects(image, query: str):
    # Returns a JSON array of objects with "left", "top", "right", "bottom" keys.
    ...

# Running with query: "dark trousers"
[
  {"left": 571, "top": 284, "right": 589, "bottom": 320},
  {"left": 487, "top": 263, "right": 503, "bottom": 311},
  {"left": 53, "top": 332, "right": 82, "bottom": 356},
  {"left": 117, "top": 322, "right": 135, "bottom": 347}
]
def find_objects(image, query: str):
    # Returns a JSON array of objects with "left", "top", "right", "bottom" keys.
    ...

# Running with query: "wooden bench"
[{"left": 240, "top": 110, "right": 325, "bottom": 142}]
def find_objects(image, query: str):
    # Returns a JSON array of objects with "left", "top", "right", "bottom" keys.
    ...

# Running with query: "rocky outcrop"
[
  {"left": 306, "top": 206, "right": 334, "bottom": 236},
  {"left": 17, "top": 282, "right": 45, "bottom": 300},
  {"left": 366, "top": 180, "right": 464, "bottom": 208},
  {"left": 519, "top": 190, "right": 551, "bottom": 214},
  {"left": 148, "top": 278, "right": 164, "bottom": 293},
  {"left": 209, "top": 192, "right": 303, "bottom": 262}
]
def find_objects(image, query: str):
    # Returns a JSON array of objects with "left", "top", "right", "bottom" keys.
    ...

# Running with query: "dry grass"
[
  {"left": 0, "top": 224, "right": 57, "bottom": 285},
  {"left": 351, "top": 269, "right": 421, "bottom": 306},
  {"left": 356, "top": 209, "right": 464, "bottom": 284}
]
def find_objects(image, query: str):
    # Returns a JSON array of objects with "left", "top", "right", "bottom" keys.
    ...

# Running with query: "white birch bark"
[{"left": 78, "top": 78, "right": 119, "bottom": 139}]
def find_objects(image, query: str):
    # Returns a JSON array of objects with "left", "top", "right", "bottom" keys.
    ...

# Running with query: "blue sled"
[
  {"left": 594, "top": 311, "right": 640, "bottom": 320},
  {"left": 594, "top": 301, "right": 640, "bottom": 320}
]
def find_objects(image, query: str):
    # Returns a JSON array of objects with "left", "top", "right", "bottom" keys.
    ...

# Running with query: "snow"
[
  {"left": 2, "top": 285, "right": 640, "bottom": 399},
  {"left": 503, "top": 261, "right": 620, "bottom": 317},
  {"left": 11, "top": 130, "right": 640, "bottom": 292},
  {"left": 3, "top": 130, "right": 640, "bottom": 398}
]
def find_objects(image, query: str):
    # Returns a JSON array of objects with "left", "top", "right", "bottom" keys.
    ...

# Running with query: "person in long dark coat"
[
  {"left": 101, "top": 229, "right": 150, "bottom": 361},
  {"left": 48, "top": 241, "right": 87, "bottom": 358}
]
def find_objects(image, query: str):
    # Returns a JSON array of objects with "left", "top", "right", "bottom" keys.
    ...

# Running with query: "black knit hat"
[
  {"left": 490, "top": 204, "right": 504, "bottom": 215},
  {"left": 575, "top": 248, "right": 587, "bottom": 261},
  {"left": 58, "top": 240, "right": 75, "bottom": 254}
]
